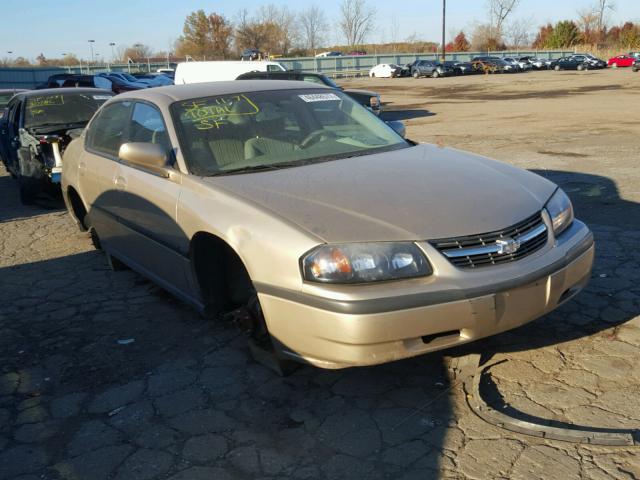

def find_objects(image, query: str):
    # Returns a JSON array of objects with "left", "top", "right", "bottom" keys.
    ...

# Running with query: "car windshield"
[
  {"left": 171, "top": 88, "right": 408, "bottom": 176},
  {"left": 24, "top": 92, "right": 112, "bottom": 130}
]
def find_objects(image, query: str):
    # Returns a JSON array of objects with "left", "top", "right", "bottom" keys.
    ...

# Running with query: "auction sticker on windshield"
[{"left": 299, "top": 93, "right": 341, "bottom": 102}]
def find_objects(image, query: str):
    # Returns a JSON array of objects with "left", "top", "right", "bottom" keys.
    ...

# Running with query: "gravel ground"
[{"left": 1, "top": 68, "right": 639, "bottom": 479}]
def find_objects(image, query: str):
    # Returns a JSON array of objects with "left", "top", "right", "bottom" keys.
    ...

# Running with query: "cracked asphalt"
[{"left": 1, "top": 69, "right": 640, "bottom": 479}]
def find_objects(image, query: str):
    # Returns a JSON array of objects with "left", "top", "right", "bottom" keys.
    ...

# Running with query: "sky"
[{"left": 1, "top": 0, "right": 638, "bottom": 60}]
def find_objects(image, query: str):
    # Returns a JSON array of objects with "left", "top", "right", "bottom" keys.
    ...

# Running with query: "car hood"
[{"left": 204, "top": 144, "right": 557, "bottom": 243}]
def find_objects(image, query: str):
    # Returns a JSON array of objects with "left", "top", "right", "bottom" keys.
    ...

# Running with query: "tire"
[
  {"left": 554, "top": 65, "right": 561, "bottom": 71},
  {"left": 412, "top": 70, "right": 419, "bottom": 79},
  {"left": 371, "top": 72, "right": 376, "bottom": 77},
  {"left": 431, "top": 70, "right": 440, "bottom": 78},
  {"left": 612, "top": 63, "right": 618, "bottom": 68},
  {"left": 577, "top": 64, "right": 584, "bottom": 71}
]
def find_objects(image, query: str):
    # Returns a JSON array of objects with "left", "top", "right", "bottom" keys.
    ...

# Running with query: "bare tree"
[
  {"left": 488, "top": 0, "right": 521, "bottom": 36},
  {"left": 339, "top": 0, "right": 376, "bottom": 47},
  {"left": 505, "top": 17, "right": 533, "bottom": 48},
  {"left": 299, "top": 5, "right": 328, "bottom": 52},
  {"left": 259, "top": 5, "right": 299, "bottom": 55},
  {"left": 594, "top": 0, "right": 615, "bottom": 34}
]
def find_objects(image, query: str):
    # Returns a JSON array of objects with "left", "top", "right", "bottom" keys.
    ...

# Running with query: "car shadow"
[
  {"left": 0, "top": 171, "right": 65, "bottom": 223},
  {"left": 382, "top": 109, "right": 436, "bottom": 121},
  {"left": 0, "top": 186, "right": 452, "bottom": 478},
  {"left": 446, "top": 169, "right": 640, "bottom": 431}
]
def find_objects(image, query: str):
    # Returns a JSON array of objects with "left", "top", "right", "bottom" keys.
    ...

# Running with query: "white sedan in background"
[{"left": 369, "top": 64, "right": 401, "bottom": 78}]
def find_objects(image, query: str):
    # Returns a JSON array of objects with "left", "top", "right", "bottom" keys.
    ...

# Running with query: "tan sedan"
[{"left": 62, "top": 81, "right": 594, "bottom": 369}]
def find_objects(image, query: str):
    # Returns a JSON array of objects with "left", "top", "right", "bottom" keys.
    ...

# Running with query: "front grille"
[{"left": 430, "top": 212, "right": 548, "bottom": 269}]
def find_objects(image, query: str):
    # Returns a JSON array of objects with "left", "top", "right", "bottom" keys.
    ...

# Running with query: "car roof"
[
  {"left": 114, "top": 80, "right": 332, "bottom": 106},
  {"left": 0, "top": 89, "right": 28, "bottom": 94},
  {"left": 18, "top": 87, "right": 114, "bottom": 97}
]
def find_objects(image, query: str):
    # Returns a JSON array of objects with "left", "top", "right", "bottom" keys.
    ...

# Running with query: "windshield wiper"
[{"left": 209, "top": 163, "right": 289, "bottom": 176}]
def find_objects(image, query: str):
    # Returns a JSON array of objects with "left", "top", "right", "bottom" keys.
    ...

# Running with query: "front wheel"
[
  {"left": 611, "top": 63, "right": 618, "bottom": 68},
  {"left": 371, "top": 72, "right": 376, "bottom": 77},
  {"left": 431, "top": 70, "right": 440, "bottom": 78},
  {"left": 577, "top": 64, "right": 584, "bottom": 71},
  {"left": 554, "top": 65, "right": 561, "bottom": 71},
  {"left": 412, "top": 70, "right": 419, "bottom": 79}
]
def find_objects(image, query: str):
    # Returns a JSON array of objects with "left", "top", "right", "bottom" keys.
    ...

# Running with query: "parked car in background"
[
  {"left": 471, "top": 59, "right": 504, "bottom": 74},
  {"left": 0, "top": 88, "right": 113, "bottom": 203},
  {"left": 408, "top": 60, "right": 452, "bottom": 78},
  {"left": 35, "top": 73, "right": 76, "bottom": 89},
  {"left": 61, "top": 81, "right": 594, "bottom": 369},
  {"left": 132, "top": 73, "right": 174, "bottom": 86},
  {"left": 550, "top": 57, "right": 589, "bottom": 71},
  {"left": 156, "top": 68, "right": 175, "bottom": 78},
  {"left": 241, "top": 49, "right": 262, "bottom": 61},
  {"left": 498, "top": 57, "right": 522, "bottom": 72},
  {"left": 99, "top": 72, "right": 152, "bottom": 88},
  {"left": 315, "top": 51, "right": 343, "bottom": 57},
  {"left": 519, "top": 56, "right": 547, "bottom": 70},
  {"left": 175, "top": 61, "right": 286, "bottom": 84},
  {"left": 569, "top": 54, "right": 606, "bottom": 69},
  {"left": 630, "top": 52, "right": 640, "bottom": 60},
  {"left": 633, "top": 59, "right": 640, "bottom": 72},
  {"left": 347, "top": 51, "right": 367, "bottom": 56},
  {"left": 369, "top": 63, "right": 402, "bottom": 78},
  {"left": 236, "top": 71, "right": 382, "bottom": 115},
  {"left": 95, "top": 73, "right": 146, "bottom": 94},
  {"left": 0, "top": 89, "right": 27, "bottom": 119},
  {"left": 443, "top": 61, "right": 473, "bottom": 75},
  {"left": 608, "top": 55, "right": 636, "bottom": 68}
]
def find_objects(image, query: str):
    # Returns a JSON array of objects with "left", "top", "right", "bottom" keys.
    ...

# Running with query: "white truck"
[{"left": 174, "top": 61, "right": 286, "bottom": 84}]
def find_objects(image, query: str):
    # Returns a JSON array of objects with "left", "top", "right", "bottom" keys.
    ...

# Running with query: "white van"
[{"left": 174, "top": 61, "right": 286, "bottom": 84}]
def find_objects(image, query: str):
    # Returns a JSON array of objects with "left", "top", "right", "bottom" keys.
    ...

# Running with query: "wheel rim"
[{"left": 612, "top": 63, "right": 617, "bottom": 68}]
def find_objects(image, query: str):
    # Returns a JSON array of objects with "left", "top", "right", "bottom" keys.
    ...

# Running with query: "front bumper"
[{"left": 258, "top": 220, "right": 594, "bottom": 369}]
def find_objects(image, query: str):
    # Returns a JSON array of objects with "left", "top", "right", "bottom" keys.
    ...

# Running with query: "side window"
[
  {"left": 129, "top": 103, "right": 171, "bottom": 150},
  {"left": 86, "top": 101, "right": 132, "bottom": 157},
  {"left": 267, "top": 64, "right": 282, "bottom": 72}
]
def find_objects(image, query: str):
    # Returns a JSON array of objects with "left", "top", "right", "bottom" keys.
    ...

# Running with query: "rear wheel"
[
  {"left": 371, "top": 72, "right": 376, "bottom": 77},
  {"left": 431, "top": 70, "right": 440, "bottom": 78},
  {"left": 611, "top": 62, "right": 618, "bottom": 68},
  {"left": 577, "top": 64, "right": 584, "bottom": 71},
  {"left": 554, "top": 65, "right": 561, "bottom": 71},
  {"left": 412, "top": 70, "right": 419, "bottom": 79}
]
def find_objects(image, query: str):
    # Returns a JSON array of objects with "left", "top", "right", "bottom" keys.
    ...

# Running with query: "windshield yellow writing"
[
  {"left": 181, "top": 95, "right": 259, "bottom": 130},
  {"left": 28, "top": 95, "right": 65, "bottom": 109}
]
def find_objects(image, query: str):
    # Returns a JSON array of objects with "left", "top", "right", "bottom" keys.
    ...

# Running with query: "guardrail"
[{"left": 0, "top": 50, "right": 575, "bottom": 89}]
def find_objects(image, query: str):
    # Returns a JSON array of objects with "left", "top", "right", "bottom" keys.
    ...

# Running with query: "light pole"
[
  {"left": 134, "top": 43, "right": 151, "bottom": 72},
  {"left": 88, "top": 39, "right": 95, "bottom": 65},
  {"left": 441, "top": 0, "right": 446, "bottom": 63},
  {"left": 62, "top": 53, "right": 72, "bottom": 73},
  {"left": 109, "top": 42, "right": 116, "bottom": 63},
  {"left": 95, "top": 53, "right": 101, "bottom": 68}
]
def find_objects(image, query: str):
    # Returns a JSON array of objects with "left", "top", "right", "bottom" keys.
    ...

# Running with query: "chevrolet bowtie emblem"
[{"left": 496, "top": 237, "right": 521, "bottom": 255}]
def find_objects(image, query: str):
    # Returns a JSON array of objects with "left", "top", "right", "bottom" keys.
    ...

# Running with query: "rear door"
[{"left": 81, "top": 100, "right": 133, "bottom": 242}]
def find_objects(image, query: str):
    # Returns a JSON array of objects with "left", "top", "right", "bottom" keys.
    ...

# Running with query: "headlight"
[
  {"left": 545, "top": 188, "right": 574, "bottom": 236},
  {"left": 302, "top": 243, "right": 432, "bottom": 284}
]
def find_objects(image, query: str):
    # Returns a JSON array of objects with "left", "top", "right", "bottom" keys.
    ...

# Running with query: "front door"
[{"left": 110, "top": 102, "right": 193, "bottom": 299}]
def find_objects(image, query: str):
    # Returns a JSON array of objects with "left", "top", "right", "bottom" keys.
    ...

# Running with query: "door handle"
[{"left": 114, "top": 176, "right": 126, "bottom": 190}]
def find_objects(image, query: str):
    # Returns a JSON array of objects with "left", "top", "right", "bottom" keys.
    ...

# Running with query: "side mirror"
[
  {"left": 118, "top": 142, "right": 170, "bottom": 177},
  {"left": 386, "top": 120, "right": 406, "bottom": 138}
]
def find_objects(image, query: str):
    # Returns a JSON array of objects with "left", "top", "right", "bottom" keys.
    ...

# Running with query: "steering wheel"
[{"left": 300, "top": 129, "right": 337, "bottom": 149}]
